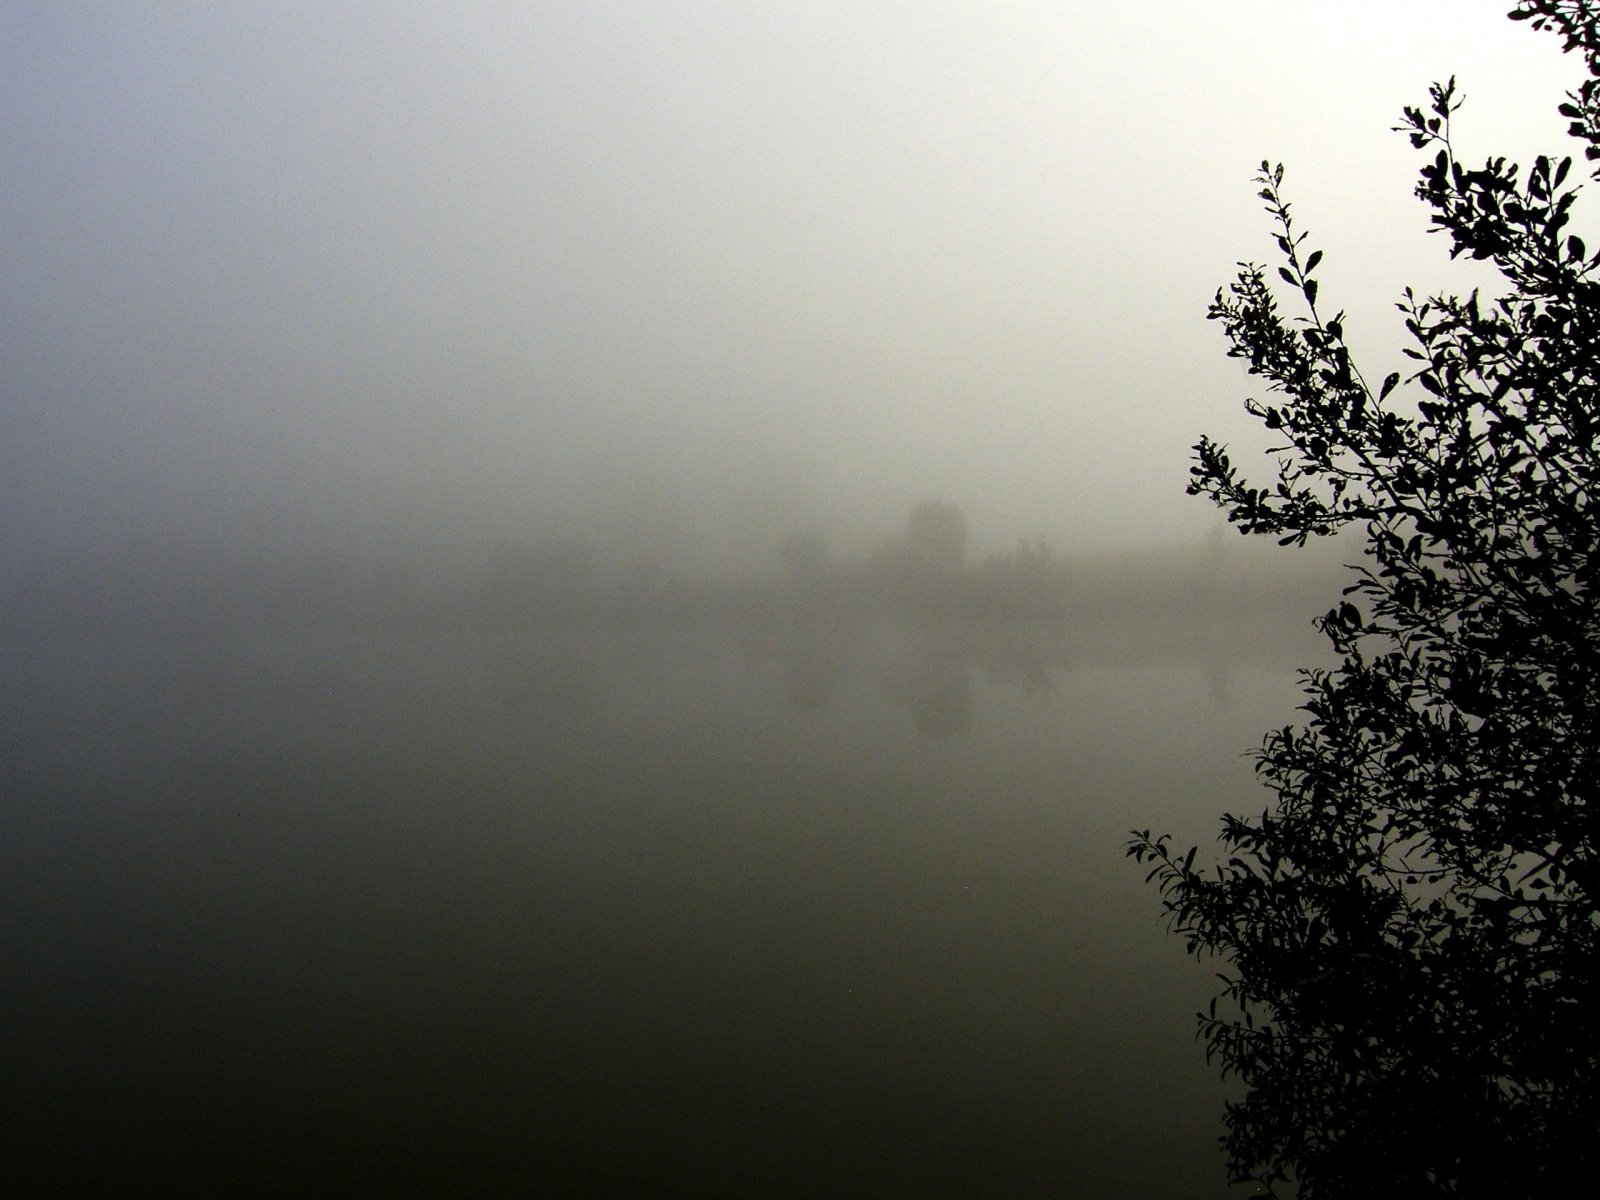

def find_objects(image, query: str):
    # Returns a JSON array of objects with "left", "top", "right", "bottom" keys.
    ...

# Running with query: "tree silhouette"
[{"left": 1130, "top": 4, "right": 1599, "bottom": 1195}]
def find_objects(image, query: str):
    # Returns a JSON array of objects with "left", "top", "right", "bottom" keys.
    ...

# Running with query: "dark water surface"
[{"left": 3, "top": 619, "right": 1309, "bottom": 1197}]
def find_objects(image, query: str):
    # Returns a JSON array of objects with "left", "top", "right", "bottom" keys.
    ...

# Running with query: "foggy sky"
[{"left": 2, "top": 1, "right": 1582, "bottom": 577}]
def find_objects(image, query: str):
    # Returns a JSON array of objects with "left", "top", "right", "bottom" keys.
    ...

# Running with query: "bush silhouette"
[{"left": 1131, "top": 3, "right": 1600, "bottom": 1194}]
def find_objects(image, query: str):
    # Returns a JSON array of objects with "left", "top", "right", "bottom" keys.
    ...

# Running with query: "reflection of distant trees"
[
  {"left": 885, "top": 652, "right": 973, "bottom": 740},
  {"left": 777, "top": 622, "right": 859, "bottom": 712},
  {"left": 772, "top": 615, "right": 1066, "bottom": 732},
  {"left": 909, "top": 666, "right": 971, "bottom": 740},
  {"left": 760, "top": 508, "right": 1078, "bottom": 734},
  {"left": 975, "top": 632, "right": 1057, "bottom": 702}
]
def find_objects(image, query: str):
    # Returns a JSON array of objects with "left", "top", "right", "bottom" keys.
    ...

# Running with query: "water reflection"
[
  {"left": 774, "top": 618, "right": 1063, "bottom": 738},
  {"left": 482, "top": 610, "right": 1267, "bottom": 743},
  {"left": 976, "top": 631, "right": 1059, "bottom": 703},
  {"left": 2, "top": 603, "right": 1326, "bottom": 1198},
  {"left": 775, "top": 619, "right": 979, "bottom": 738},
  {"left": 776, "top": 622, "right": 860, "bottom": 713},
  {"left": 882, "top": 646, "right": 973, "bottom": 741},
  {"left": 496, "top": 644, "right": 603, "bottom": 718}
]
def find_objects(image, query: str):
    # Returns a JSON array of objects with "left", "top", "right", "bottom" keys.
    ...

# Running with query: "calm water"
[{"left": 3, "top": 617, "right": 1312, "bottom": 1197}]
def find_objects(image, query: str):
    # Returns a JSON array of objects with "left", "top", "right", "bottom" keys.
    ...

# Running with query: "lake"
[{"left": 3, "top": 614, "right": 1318, "bottom": 1197}]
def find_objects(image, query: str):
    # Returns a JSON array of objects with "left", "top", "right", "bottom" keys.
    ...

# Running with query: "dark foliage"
[{"left": 1129, "top": 4, "right": 1599, "bottom": 1195}]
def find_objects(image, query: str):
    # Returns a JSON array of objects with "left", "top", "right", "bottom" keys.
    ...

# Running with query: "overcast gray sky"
[{"left": 2, "top": 1, "right": 1583, "bottom": 574}]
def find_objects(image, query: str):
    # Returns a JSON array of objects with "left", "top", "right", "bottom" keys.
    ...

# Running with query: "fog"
[
  {"left": 2, "top": 1, "right": 1579, "bottom": 577},
  {"left": 1, "top": 2, "right": 1581, "bottom": 1195},
  {"left": 6, "top": 531, "right": 1345, "bottom": 1196}
]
